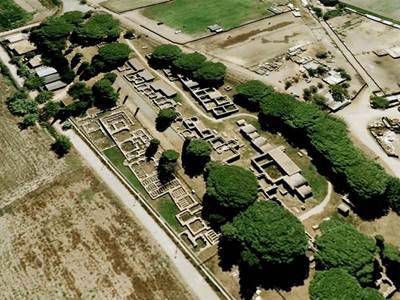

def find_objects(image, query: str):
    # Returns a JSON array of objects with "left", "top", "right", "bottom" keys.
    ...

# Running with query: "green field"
[
  {"left": 101, "top": 0, "right": 168, "bottom": 13},
  {"left": 143, "top": 0, "right": 273, "bottom": 34},
  {"left": 342, "top": 0, "right": 400, "bottom": 22},
  {"left": 0, "top": 0, "right": 31, "bottom": 31}
]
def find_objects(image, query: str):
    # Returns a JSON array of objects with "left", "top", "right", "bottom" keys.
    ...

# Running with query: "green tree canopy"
[
  {"left": 92, "top": 78, "right": 119, "bottom": 109},
  {"left": 310, "top": 269, "right": 364, "bottom": 300},
  {"left": 182, "top": 138, "right": 212, "bottom": 174},
  {"left": 315, "top": 219, "right": 377, "bottom": 286},
  {"left": 95, "top": 42, "right": 131, "bottom": 69},
  {"left": 172, "top": 52, "right": 206, "bottom": 75},
  {"left": 194, "top": 61, "right": 226, "bottom": 87},
  {"left": 384, "top": 177, "right": 400, "bottom": 214},
  {"left": 235, "top": 80, "right": 273, "bottom": 110},
  {"left": 74, "top": 13, "right": 121, "bottom": 45},
  {"left": 158, "top": 149, "right": 179, "bottom": 182},
  {"left": 151, "top": 44, "right": 182, "bottom": 68},
  {"left": 6, "top": 91, "right": 37, "bottom": 116},
  {"left": 206, "top": 164, "right": 258, "bottom": 221},
  {"left": 21, "top": 113, "right": 39, "bottom": 128},
  {"left": 156, "top": 108, "right": 178, "bottom": 131},
  {"left": 52, "top": 134, "right": 72, "bottom": 157},
  {"left": 221, "top": 201, "right": 307, "bottom": 267},
  {"left": 40, "top": 101, "right": 60, "bottom": 121}
]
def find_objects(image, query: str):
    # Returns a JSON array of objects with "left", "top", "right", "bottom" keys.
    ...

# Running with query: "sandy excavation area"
[{"left": 329, "top": 13, "right": 400, "bottom": 94}]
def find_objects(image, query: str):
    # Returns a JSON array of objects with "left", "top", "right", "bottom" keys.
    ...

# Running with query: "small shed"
[
  {"left": 28, "top": 55, "right": 42, "bottom": 69},
  {"left": 45, "top": 80, "right": 66, "bottom": 91},
  {"left": 127, "top": 58, "right": 145, "bottom": 73},
  {"left": 8, "top": 40, "right": 36, "bottom": 55},
  {"left": 208, "top": 24, "right": 223, "bottom": 33},
  {"left": 338, "top": 203, "right": 350, "bottom": 216},
  {"left": 35, "top": 66, "right": 57, "bottom": 78}
]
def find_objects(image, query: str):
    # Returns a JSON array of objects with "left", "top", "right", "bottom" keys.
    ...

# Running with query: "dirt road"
[{"left": 59, "top": 124, "right": 220, "bottom": 300}]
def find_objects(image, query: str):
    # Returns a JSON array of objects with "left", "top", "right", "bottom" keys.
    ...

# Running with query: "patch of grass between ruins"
[
  {"left": 154, "top": 195, "right": 184, "bottom": 233},
  {"left": 103, "top": 146, "right": 149, "bottom": 198}
]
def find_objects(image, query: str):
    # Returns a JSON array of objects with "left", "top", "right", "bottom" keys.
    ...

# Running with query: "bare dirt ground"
[
  {"left": 191, "top": 13, "right": 364, "bottom": 95},
  {"left": 0, "top": 75, "right": 193, "bottom": 299},
  {"left": 329, "top": 13, "right": 400, "bottom": 94},
  {"left": 0, "top": 79, "right": 67, "bottom": 209}
]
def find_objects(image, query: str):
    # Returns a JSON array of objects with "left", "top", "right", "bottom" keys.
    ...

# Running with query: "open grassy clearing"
[
  {"left": 341, "top": 0, "right": 400, "bottom": 22},
  {"left": 0, "top": 77, "right": 67, "bottom": 208},
  {"left": 103, "top": 146, "right": 148, "bottom": 197},
  {"left": 154, "top": 195, "right": 184, "bottom": 232},
  {"left": 143, "top": 0, "right": 274, "bottom": 34},
  {"left": 0, "top": 0, "right": 31, "bottom": 31},
  {"left": 101, "top": 0, "right": 168, "bottom": 13}
]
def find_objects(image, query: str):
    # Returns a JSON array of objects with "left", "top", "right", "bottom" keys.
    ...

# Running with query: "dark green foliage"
[
  {"left": 74, "top": 13, "right": 121, "bottom": 45},
  {"left": 68, "top": 82, "right": 93, "bottom": 103},
  {"left": 221, "top": 201, "right": 307, "bottom": 267},
  {"left": 172, "top": 52, "right": 206, "bottom": 75},
  {"left": 60, "top": 69, "right": 76, "bottom": 84},
  {"left": 52, "top": 134, "right": 72, "bottom": 157},
  {"left": 205, "top": 164, "right": 258, "bottom": 225},
  {"left": 60, "top": 11, "right": 84, "bottom": 26},
  {"left": 235, "top": 80, "right": 273, "bottom": 110},
  {"left": 330, "top": 84, "right": 347, "bottom": 102},
  {"left": 310, "top": 268, "right": 364, "bottom": 300},
  {"left": 182, "top": 138, "right": 211, "bottom": 174},
  {"left": 21, "top": 113, "right": 38, "bottom": 128},
  {"left": 92, "top": 78, "right": 119, "bottom": 109},
  {"left": 145, "top": 138, "right": 160, "bottom": 158},
  {"left": 193, "top": 61, "right": 226, "bottom": 87},
  {"left": 156, "top": 108, "right": 178, "bottom": 131},
  {"left": 40, "top": 101, "right": 60, "bottom": 121},
  {"left": 385, "top": 177, "right": 400, "bottom": 214},
  {"left": 370, "top": 96, "right": 389, "bottom": 110},
  {"left": 381, "top": 243, "right": 400, "bottom": 287},
  {"left": 24, "top": 75, "right": 44, "bottom": 91},
  {"left": 103, "top": 72, "right": 117, "bottom": 83},
  {"left": 0, "top": 0, "right": 31, "bottom": 31},
  {"left": 362, "top": 288, "right": 385, "bottom": 300},
  {"left": 35, "top": 91, "right": 54, "bottom": 104},
  {"left": 87, "top": 43, "right": 131, "bottom": 76},
  {"left": 151, "top": 44, "right": 182, "bottom": 68},
  {"left": 315, "top": 219, "right": 377, "bottom": 285},
  {"left": 259, "top": 92, "right": 390, "bottom": 209},
  {"left": 6, "top": 91, "right": 37, "bottom": 116},
  {"left": 158, "top": 150, "right": 179, "bottom": 182}
]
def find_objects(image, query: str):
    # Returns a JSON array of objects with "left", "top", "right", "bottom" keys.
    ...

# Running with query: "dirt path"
[
  {"left": 56, "top": 123, "right": 220, "bottom": 300},
  {"left": 299, "top": 182, "right": 333, "bottom": 221}
]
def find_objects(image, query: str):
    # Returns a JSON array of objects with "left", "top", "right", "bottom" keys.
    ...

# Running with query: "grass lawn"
[
  {"left": 341, "top": 0, "right": 400, "bottom": 22},
  {"left": 0, "top": 0, "right": 31, "bottom": 31},
  {"left": 103, "top": 146, "right": 149, "bottom": 197},
  {"left": 143, "top": 0, "right": 273, "bottom": 34},
  {"left": 102, "top": 0, "right": 167, "bottom": 13},
  {"left": 154, "top": 195, "right": 184, "bottom": 233}
]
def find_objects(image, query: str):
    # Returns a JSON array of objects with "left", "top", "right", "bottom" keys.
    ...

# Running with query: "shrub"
[
  {"left": 370, "top": 96, "right": 389, "bottom": 110},
  {"left": 52, "top": 134, "right": 72, "bottom": 157}
]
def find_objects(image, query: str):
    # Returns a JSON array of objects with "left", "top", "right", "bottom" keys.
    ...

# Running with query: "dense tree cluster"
[
  {"left": 85, "top": 42, "right": 131, "bottom": 77},
  {"left": 221, "top": 201, "right": 308, "bottom": 267},
  {"left": 151, "top": 44, "right": 227, "bottom": 87},
  {"left": 73, "top": 13, "right": 121, "bottom": 45},
  {"left": 172, "top": 52, "right": 206, "bottom": 76},
  {"left": 204, "top": 164, "right": 258, "bottom": 226},
  {"left": 156, "top": 108, "right": 178, "bottom": 131},
  {"left": 158, "top": 150, "right": 179, "bottom": 182},
  {"left": 92, "top": 78, "right": 119, "bottom": 109},
  {"left": 182, "top": 138, "right": 211, "bottom": 175},
  {"left": 310, "top": 269, "right": 383, "bottom": 300},
  {"left": 380, "top": 242, "right": 400, "bottom": 287},
  {"left": 235, "top": 80, "right": 274, "bottom": 110},
  {"left": 259, "top": 92, "right": 393, "bottom": 213},
  {"left": 315, "top": 219, "right": 377, "bottom": 286}
]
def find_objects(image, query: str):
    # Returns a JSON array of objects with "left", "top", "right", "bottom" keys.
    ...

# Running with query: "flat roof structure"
[
  {"left": 8, "top": 40, "right": 36, "bottom": 55},
  {"left": 28, "top": 55, "right": 42, "bottom": 68},
  {"left": 323, "top": 71, "right": 346, "bottom": 85},
  {"left": 268, "top": 147, "right": 300, "bottom": 176},
  {"left": 45, "top": 80, "right": 66, "bottom": 91},
  {"left": 387, "top": 46, "right": 400, "bottom": 59},
  {"left": 138, "top": 70, "right": 155, "bottom": 82},
  {"left": 35, "top": 66, "right": 58, "bottom": 78},
  {"left": 3, "top": 33, "right": 27, "bottom": 44},
  {"left": 127, "top": 58, "right": 145, "bottom": 72},
  {"left": 150, "top": 80, "right": 177, "bottom": 98},
  {"left": 43, "top": 73, "right": 61, "bottom": 84}
]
